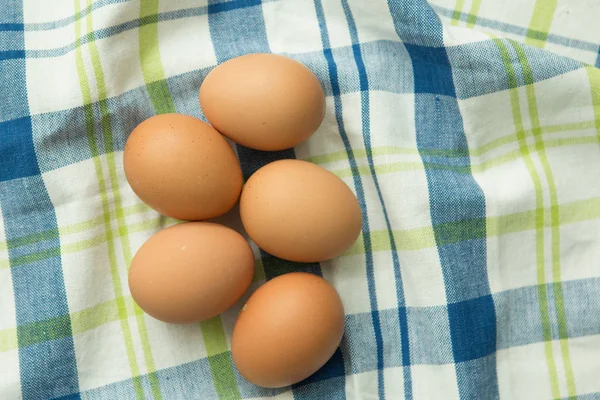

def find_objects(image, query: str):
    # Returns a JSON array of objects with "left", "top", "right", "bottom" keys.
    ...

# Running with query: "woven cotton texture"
[{"left": 1, "top": 0, "right": 599, "bottom": 399}]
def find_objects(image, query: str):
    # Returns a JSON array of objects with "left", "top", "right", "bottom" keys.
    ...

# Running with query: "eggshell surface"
[
  {"left": 240, "top": 159, "right": 362, "bottom": 262},
  {"left": 232, "top": 272, "right": 345, "bottom": 388},
  {"left": 199, "top": 53, "right": 326, "bottom": 151},
  {"left": 128, "top": 222, "right": 254, "bottom": 324},
  {"left": 124, "top": 113, "right": 243, "bottom": 220}
]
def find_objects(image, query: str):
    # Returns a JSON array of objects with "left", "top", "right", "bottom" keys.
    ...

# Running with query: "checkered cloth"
[{"left": 1, "top": 0, "right": 599, "bottom": 399}]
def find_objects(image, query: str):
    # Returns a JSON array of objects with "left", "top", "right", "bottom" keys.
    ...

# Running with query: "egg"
[
  {"left": 232, "top": 272, "right": 345, "bottom": 388},
  {"left": 124, "top": 113, "right": 243, "bottom": 220},
  {"left": 128, "top": 222, "right": 254, "bottom": 324},
  {"left": 199, "top": 53, "right": 326, "bottom": 151},
  {"left": 240, "top": 159, "right": 362, "bottom": 262}
]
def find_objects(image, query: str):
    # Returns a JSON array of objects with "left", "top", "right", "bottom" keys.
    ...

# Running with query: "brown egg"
[
  {"left": 240, "top": 159, "right": 362, "bottom": 262},
  {"left": 128, "top": 222, "right": 254, "bottom": 324},
  {"left": 199, "top": 53, "right": 326, "bottom": 151},
  {"left": 232, "top": 272, "right": 345, "bottom": 387},
  {"left": 123, "top": 113, "right": 243, "bottom": 220}
]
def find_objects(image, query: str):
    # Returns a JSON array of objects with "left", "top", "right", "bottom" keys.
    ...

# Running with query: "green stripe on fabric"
[
  {"left": 0, "top": 217, "right": 178, "bottom": 271},
  {"left": 17, "top": 314, "right": 73, "bottom": 348},
  {"left": 85, "top": 2, "right": 162, "bottom": 398},
  {"left": 73, "top": 1, "right": 145, "bottom": 398},
  {"left": 139, "top": 0, "right": 176, "bottom": 114},
  {"left": 525, "top": 0, "right": 558, "bottom": 48},
  {"left": 0, "top": 328, "right": 17, "bottom": 352},
  {"left": 451, "top": 0, "right": 465, "bottom": 25},
  {"left": 328, "top": 134, "right": 598, "bottom": 178},
  {"left": 493, "top": 37, "right": 561, "bottom": 399},
  {"left": 305, "top": 119, "right": 598, "bottom": 165},
  {"left": 344, "top": 197, "right": 600, "bottom": 255},
  {"left": 200, "top": 317, "right": 242, "bottom": 400},
  {"left": 5, "top": 193, "right": 599, "bottom": 273},
  {"left": 513, "top": 41, "right": 577, "bottom": 398},
  {"left": 466, "top": 0, "right": 482, "bottom": 27},
  {"left": 586, "top": 66, "right": 600, "bottom": 147},
  {"left": 71, "top": 296, "right": 141, "bottom": 335}
]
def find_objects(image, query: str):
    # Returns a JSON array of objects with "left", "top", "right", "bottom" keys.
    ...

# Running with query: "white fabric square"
[
  {"left": 63, "top": 241, "right": 116, "bottom": 314},
  {"left": 0, "top": 350, "right": 20, "bottom": 400},
  {"left": 346, "top": 370, "right": 379, "bottom": 399},
  {"left": 460, "top": 89, "right": 517, "bottom": 159},
  {"left": 569, "top": 334, "right": 600, "bottom": 396},
  {"left": 552, "top": 0, "right": 600, "bottom": 43},
  {"left": 373, "top": 251, "right": 399, "bottom": 310},
  {"left": 534, "top": 69, "right": 594, "bottom": 128},
  {"left": 476, "top": 1, "right": 535, "bottom": 29},
  {"left": 91, "top": 0, "right": 140, "bottom": 30},
  {"left": 497, "top": 342, "right": 554, "bottom": 399},
  {"left": 145, "top": 317, "right": 207, "bottom": 371},
  {"left": 412, "top": 363, "right": 460, "bottom": 400},
  {"left": 399, "top": 248, "right": 447, "bottom": 308},
  {"left": 444, "top": 24, "right": 492, "bottom": 46},
  {"left": 0, "top": 269, "right": 16, "bottom": 332},
  {"left": 158, "top": 15, "right": 217, "bottom": 78},
  {"left": 25, "top": 23, "right": 74, "bottom": 51},
  {"left": 547, "top": 142, "right": 600, "bottom": 204},
  {"left": 369, "top": 92, "right": 416, "bottom": 150},
  {"left": 473, "top": 157, "right": 537, "bottom": 217},
  {"left": 263, "top": 0, "right": 322, "bottom": 54},
  {"left": 327, "top": 254, "right": 372, "bottom": 315},
  {"left": 23, "top": 0, "right": 74, "bottom": 23},
  {"left": 94, "top": 29, "right": 146, "bottom": 100},
  {"left": 383, "top": 367, "right": 405, "bottom": 399},
  {"left": 487, "top": 230, "right": 538, "bottom": 294},
  {"left": 74, "top": 321, "right": 132, "bottom": 391},
  {"left": 43, "top": 159, "right": 103, "bottom": 227},
  {"left": 159, "top": 0, "right": 208, "bottom": 13},
  {"left": 376, "top": 167, "right": 433, "bottom": 231},
  {"left": 347, "top": 0, "right": 398, "bottom": 43},
  {"left": 321, "top": 0, "right": 352, "bottom": 48},
  {"left": 26, "top": 52, "right": 83, "bottom": 115},
  {"left": 560, "top": 219, "right": 600, "bottom": 283}
]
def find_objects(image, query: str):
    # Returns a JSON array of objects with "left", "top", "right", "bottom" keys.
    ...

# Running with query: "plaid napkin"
[{"left": 1, "top": 0, "right": 599, "bottom": 399}]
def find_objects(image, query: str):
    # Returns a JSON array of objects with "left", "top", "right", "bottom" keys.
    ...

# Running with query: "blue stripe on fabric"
[
  {"left": 0, "top": 49, "right": 24, "bottom": 60},
  {"left": 206, "top": 1, "right": 346, "bottom": 396},
  {"left": 340, "top": 1, "right": 412, "bottom": 399},
  {"left": 313, "top": 0, "right": 382, "bottom": 398},
  {"left": 0, "top": 22, "right": 23, "bottom": 31},
  {"left": 207, "top": 0, "right": 270, "bottom": 62},
  {"left": 0, "top": 117, "right": 40, "bottom": 181},
  {"left": 207, "top": 0, "right": 262, "bottom": 14},
  {"left": 387, "top": 1, "right": 498, "bottom": 399}
]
